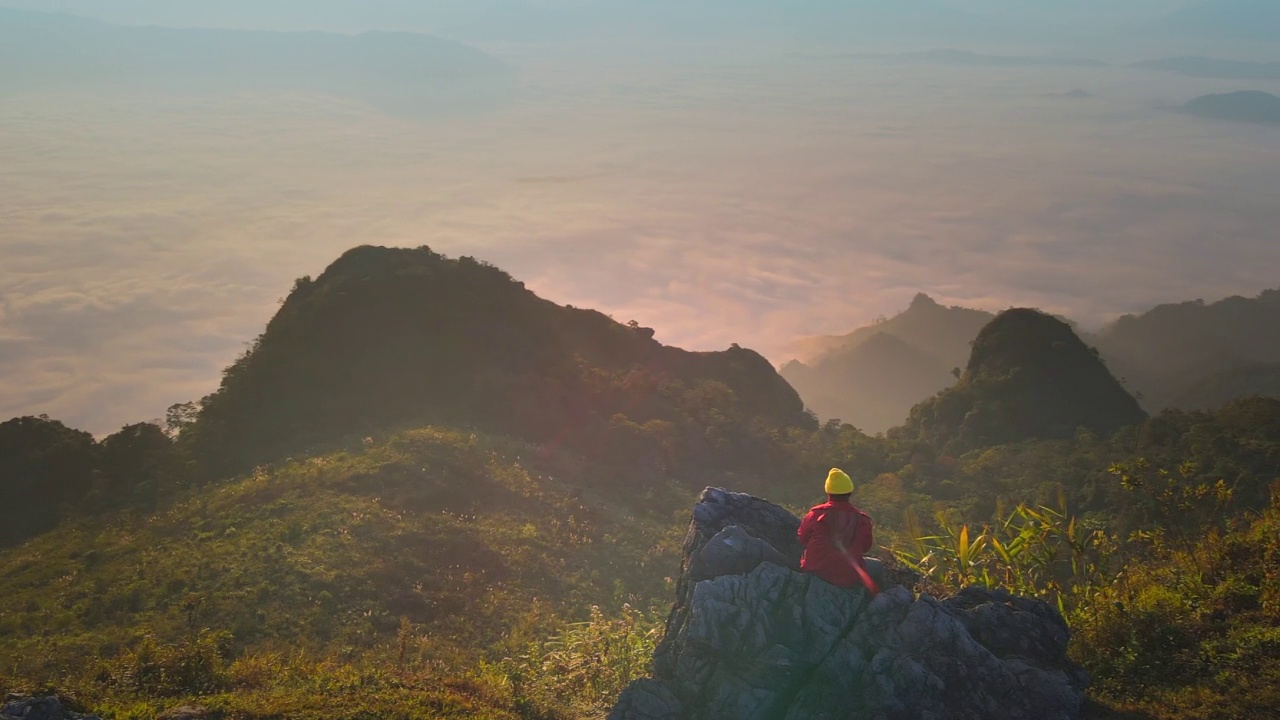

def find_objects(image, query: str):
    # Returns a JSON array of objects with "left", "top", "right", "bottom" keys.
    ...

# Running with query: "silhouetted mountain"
[
  {"left": 782, "top": 332, "right": 954, "bottom": 433},
  {"left": 842, "top": 49, "right": 1107, "bottom": 67},
  {"left": 1182, "top": 91, "right": 1280, "bottom": 125},
  {"left": 0, "top": 8, "right": 511, "bottom": 116},
  {"left": 893, "top": 309, "right": 1146, "bottom": 449},
  {"left": 1136, "top": 56, "right": 1280, "bottom": 80},
  {"left": 1171, "top": 362, "right": 1280, "bottom": 410},
  {"left": 1151, "top": 0, "right": 1280, "bottom": 42},
  {"left": 798, "top": 294, "right": 994, "bottom": 367},
  {"left": 187, "top": 246, "right": 813, "bottom": 477},
  {"left": 781, "top": 294, "right": 994, "bottom": 433},
  {"left": 1094, "top": 289, "right": 1280, "bottom": 408}
]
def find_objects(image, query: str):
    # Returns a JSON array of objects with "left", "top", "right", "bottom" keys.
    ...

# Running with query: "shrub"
[{"left": 108, "top": 631, "right": 231, "bottom": 697}]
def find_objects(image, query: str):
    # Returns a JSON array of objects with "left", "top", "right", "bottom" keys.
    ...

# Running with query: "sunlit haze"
[{"left": 2, "top": 0, "right": 1278, "bottom": 433}]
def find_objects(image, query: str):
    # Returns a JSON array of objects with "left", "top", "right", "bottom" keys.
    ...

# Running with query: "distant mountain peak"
[
  {"left": 1183, "top": 90, "right": 1280, "bottom": 125},
  {"left": 909, "top": 292, "right": 941, "bottom": 310},
  {"left": 894, "top": 309, "right": 1146, "bottom": 448},
  {"left": 188, "top": 245, "right": 811, "bottom": 475}
]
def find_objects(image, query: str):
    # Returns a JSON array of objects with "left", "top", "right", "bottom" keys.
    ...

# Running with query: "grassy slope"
[
  {"left": 0, "top": 427, "right": 690, "bottom": 719},
  {"left": 4, "top": 418, "right": 1280, "bottom": 719}
]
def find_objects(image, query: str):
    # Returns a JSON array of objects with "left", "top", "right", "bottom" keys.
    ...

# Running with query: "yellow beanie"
[{"left": 825, "top": 468, "right": 854, "bottom": 495}]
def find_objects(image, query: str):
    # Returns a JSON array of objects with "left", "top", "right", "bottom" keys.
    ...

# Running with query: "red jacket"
[{"left": 798, "top": 499, "right": 876, "bottom": 591}]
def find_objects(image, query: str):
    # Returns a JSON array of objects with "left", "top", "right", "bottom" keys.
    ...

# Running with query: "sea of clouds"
[{"left": 2, "top": 47, "right": 1279, "bottom": 433}]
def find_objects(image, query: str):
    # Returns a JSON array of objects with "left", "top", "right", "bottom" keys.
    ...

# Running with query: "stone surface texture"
[
  {"left": 612, "top": 488, "right": 1089, "bottom": 720},
  {"left": 1, "top": 696, "right": 100, "bottom": 720}
]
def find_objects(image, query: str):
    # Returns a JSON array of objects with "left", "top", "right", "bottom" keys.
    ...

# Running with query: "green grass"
[{"left": 0, "top": 427, "right": 688, "bottom": 719}]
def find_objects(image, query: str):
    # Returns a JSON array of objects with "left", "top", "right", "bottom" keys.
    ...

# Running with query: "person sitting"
[{"left": 797, "top": 468, "right": 878, "bottom": 594}]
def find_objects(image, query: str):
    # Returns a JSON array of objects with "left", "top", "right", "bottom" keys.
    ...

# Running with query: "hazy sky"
[
  {"left": 0, "top": 1, "right": 1215, "bottom": 43},
  {"left": 1, "top": 2, "right": 1279, "bottom": 433}
]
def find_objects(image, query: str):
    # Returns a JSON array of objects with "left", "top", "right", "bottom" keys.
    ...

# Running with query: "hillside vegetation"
[
  {"left": 187, "top": 246, "right": 811, "bottom": 480},
  {"left": 4, "top": 246, "right": 1280, "bottom": 720},
  {"left": 0, "top": 427, "right": 687, "bottom": 719},
  {"left": 894, "top": 309, "right": 1146, "bottom": 451}
]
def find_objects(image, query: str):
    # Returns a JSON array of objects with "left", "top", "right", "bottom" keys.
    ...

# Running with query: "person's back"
[{"left": 798, "top": 468, "right": 877, "bottom": 593}]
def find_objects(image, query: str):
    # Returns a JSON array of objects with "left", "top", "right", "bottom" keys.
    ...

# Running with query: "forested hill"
[
  {"left": 1094, "top": 289, "right": 1280, "bottom": 408},
  {"left": 787, "top": 288, "right": 1280, "bottom": 430},
  {"left": 185, "top": 245, "right": 813, "bottom": 477},
  {"left": 893, "top": 308, "right": 1146, "bottom": 450}
]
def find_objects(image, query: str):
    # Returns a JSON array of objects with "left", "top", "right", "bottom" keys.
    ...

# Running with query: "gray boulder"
[
  {"left": 614, "top": 488, "right": 1088, "bottom": 720},
  {"left": 1, "top": 696, "right": 100, "bottom": 720}
]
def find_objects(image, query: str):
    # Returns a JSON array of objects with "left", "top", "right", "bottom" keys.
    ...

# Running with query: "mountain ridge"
[
  {"left": 781, "top": 294, "right": 995, "bottom": 433},
  {"left": 0, "top": 7, "right": 512, "bottom": 118},
  {"left": 787, "top": 288, "right": 1280, "bottom": 432},
  {"left": 1136, "top": 56, "right": 1280, "bottom": 80},
  {"left": 1181, "top": 90, "right": 1280, "bottom": 125},
  {"left": 187, "top": 245, "right": 812, "bottom": 478}
]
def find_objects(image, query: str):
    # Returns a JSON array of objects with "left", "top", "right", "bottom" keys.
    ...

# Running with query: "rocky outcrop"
[
  {"left": 1, "top": 696, "right": 100, "bottom": 720},
  {"left": 612, "top": 488, "right": 1089, "bottom": 720}
]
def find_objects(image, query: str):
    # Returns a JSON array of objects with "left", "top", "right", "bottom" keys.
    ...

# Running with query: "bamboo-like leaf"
[
  {"left": 904, "top": 506, "right": 925, "bottom": 554},
  {"left": 991, "top": 536, "right": 1013, "bottom": 565}
]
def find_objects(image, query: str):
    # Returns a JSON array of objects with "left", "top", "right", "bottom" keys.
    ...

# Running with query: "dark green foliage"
[
  {"left": 188, "top": 246, "right": 812, "bottom": 478},
  {"left": 99, "top": 423, "right": 183, "bottom": 510},
  {"left": 0, "top": 416, "right": 99, "bottom": 546},
  {"left": 896, "top": 309, "right": 1146, "bottom": 451},
  {"left": 1121, "top": 397, "right": 1280, "bottom": 512},
  {"left": 0, "top": 418, "right": 190, "bottom": 546}
]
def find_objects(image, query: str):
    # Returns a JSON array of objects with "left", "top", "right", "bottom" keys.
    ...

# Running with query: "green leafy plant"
[
  {"left": 895, "top": 502, "right": 1115, "bottom": 613},
  {"left": 500, "top": 604, "right": 663, "bottom": 718},
  {"left": 1107, "top": 459, "right": 1234, "bottom": 537}
]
